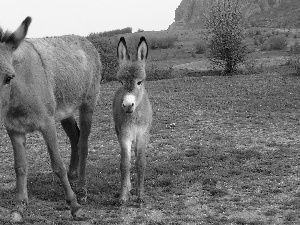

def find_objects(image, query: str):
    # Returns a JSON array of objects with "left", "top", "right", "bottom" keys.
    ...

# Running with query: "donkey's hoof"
[
  {"left": 76, "top": 188, "right": 87, "bottom": 205},
  {"left": 72, "top": 208, "right": 89, "bottom": 221},
  {"left": 10, "top": 210, "right": 23, "bottom": 223}
]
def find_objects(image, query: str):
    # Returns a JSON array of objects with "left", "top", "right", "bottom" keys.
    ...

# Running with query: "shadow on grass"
[{"left": 26, "top": 167, "right": 121, "bottom": 209}]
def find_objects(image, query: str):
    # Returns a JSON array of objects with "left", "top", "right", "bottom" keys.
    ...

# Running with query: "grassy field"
[{"left": 1, "top": 66, "right": 300, "bottom": 224}]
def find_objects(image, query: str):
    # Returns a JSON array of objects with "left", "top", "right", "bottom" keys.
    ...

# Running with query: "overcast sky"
[{"left": 0, "top": 0, "right": 182, "bottom": 38}]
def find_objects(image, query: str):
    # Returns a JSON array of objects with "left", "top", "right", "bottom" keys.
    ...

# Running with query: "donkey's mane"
[{"left": 0, "top": 27, "right": 12, "bottom": 43}]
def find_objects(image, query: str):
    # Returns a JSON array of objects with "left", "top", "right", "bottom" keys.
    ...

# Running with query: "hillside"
[{"left": 169, "top": 0, "right": 300, "bottom": 30}]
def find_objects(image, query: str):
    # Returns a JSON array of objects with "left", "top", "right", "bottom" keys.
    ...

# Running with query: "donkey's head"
[
  {"left": 0, "top": 17, "right": 31, "bottom": 118},
  {"left": 117, "top": 36, "right": 148, "bottom": 113}
]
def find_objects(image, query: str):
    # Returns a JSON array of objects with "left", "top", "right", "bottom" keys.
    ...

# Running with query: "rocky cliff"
[{"left": 169, "top": 0, "right": 300, "bottom": 30}]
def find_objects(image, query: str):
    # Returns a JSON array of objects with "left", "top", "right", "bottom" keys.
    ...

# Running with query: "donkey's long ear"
[
  {"left": 6, "top": 17, "right": 32, "bottom": 49},
  {"left": 117, "top": 37, "right": 130, "bottom": 64},
  {"left": 137, "top": 36, "right": 148, "bottom": 64}
]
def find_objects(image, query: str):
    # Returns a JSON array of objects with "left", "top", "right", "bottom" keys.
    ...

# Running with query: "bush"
[
  {"left": 260, "top": 41, "right": 271, "bottom": 51},
  {"left": 254, "top": 35, "right": 267, "bottom": 46},
  {"left": 265, "top": 32, "right": 272, "bottom": 38},
  {"left": 206, "top": 0, "right": 247, "bottom": 74},
  {"left": 86, "top": 34, "right": 119, "bottom": 82},
  {"left": 246, "top": 29, "right": 256, "bottom": 38},
  {"left": 267, "top": 35, "right": 287, "bottom": 50},
  {"left": 291, "top": 41, "right": 300, "bottom": 53},
  {"left": 194, "top": 40, "right": 207, "bottom": 54},
  {"left": 147, "top": 36, "right": 178, "bottom": 50},
  {"left": 288, "top": 56, "right": 300, "bottom": 75}
]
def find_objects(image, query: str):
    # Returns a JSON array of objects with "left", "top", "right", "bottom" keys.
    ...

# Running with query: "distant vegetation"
[
  {"left": 87, "top": 29, "right": 179, "bottom": 82},
  {"left": 88, "top": 27, "right": 132, "bottom": 37},
  {"left": 86, "top": 12, "right": 300, "bottom": 82},
  {"left": 86, "top": 27, "right": 135, "bottom": 82},
  {"left": 86, "top": 34, "right": 118, "bottom": 82},
  {"left": 147, "top": 36, "right": 178, "bottom": 50},
  {"left": 246, "top": 28, "right": 295, "bottom": 52},
  {"left": 260, "top": 35, "right": 287, "bottom": 51},
  {"left": 194, "top": 39, "right": 207, "bottom": 54},
  {"left": 125, "top": 34, "right": 178, "bottom": 51}
]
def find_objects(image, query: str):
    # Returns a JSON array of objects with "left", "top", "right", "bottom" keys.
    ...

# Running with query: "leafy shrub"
[
  {"left": 267, "top": 35, "right": 287, "bottom": 50},
  {"left": 194, "top": 40, "right": 207, "bottom": 54},
  {"left": 147, "top": 36, "right": 178, "bottom": 50},
  {"left": 291, "top": 41, "right": 300, "bottom": 53},
  {"left": 287, "top": 56, "right": 300, "bottom": 75},
  {"left": 206, "top": 0, "right": 247, "bottom": 74},
  {"left": 265, "top": 32, "right": 272, "bottom": 38},
  {"left": 260, "top": 41, "right": 271, "bottom": 51},
  {"left": 246, "top": 29, "right": 256, "bottom": 38},
  {"left": 254, "top": 35, "right": 266, "bottom": 46},
  {"left": 86, "top": 34, "right": 118, "bottom": 82}
]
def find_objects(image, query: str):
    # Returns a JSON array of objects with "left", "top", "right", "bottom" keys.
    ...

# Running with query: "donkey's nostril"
[{"left": 131, "top": 103, "right": 134, "bottom": 106}]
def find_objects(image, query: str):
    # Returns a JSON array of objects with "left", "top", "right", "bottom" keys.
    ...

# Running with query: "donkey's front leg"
[
  {"left": 119, "top": 137, "right": 132, "bottom": 205},
  {"left": 135, "top": 133, "right": 148, "bottom": 207},
  {"left": 40, "top": 118, "right": 83, "bottom": 219},
  {"left": 7, "top": 130, "right": 28, "bottom": 223}
]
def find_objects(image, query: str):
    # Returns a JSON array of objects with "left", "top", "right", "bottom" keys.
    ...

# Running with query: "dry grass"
[{"left": 1, "top": 68, "right": 300, "bottom": 224}]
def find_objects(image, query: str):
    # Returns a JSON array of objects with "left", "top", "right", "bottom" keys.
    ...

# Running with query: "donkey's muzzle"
[{"left": 122, "top": 103, "right": 134, "bottom": 113}]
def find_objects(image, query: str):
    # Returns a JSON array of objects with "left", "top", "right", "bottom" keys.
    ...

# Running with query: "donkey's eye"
[
  {"left": 137, "top": 81, "right": 143, "bottom": 86},
  {"left": 4, "top": 76, "right": 13, "bottom": 85}
]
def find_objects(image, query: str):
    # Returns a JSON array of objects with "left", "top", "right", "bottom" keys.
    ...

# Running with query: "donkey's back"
[{"left": 7, "top": 35, "right": 101, "bottom": 131}]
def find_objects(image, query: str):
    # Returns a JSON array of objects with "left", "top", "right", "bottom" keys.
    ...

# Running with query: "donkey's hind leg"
[
  {"left": 40, "top": 117, "right": 82, "bottom": 218},
  {"left": 6, "top": 130, "right": 28, "bottom": 223},
  {"left": 76, "top": 103, "right": 94, "bottom": 204},
  {"left": 61, "top": 116, "right": 80, "bottom": 180}
]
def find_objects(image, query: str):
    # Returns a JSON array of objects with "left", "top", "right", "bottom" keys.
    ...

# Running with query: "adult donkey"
[
  {"left": 0, "top": 17, "right": 101, "bottom": 222},
  {"left": 113, "top": 37, "right": 152, "bottom": 207}
]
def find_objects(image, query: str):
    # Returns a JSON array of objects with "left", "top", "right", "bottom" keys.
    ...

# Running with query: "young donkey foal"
[
  {"left": 113, "top": 37, "right": 152, "bottom": 206},
  {"left": 0, "top": 17, "right": 101, "bottom": 221}
]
